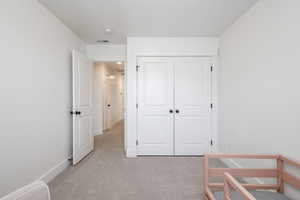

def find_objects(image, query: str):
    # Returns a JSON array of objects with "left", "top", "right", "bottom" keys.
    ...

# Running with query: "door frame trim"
[
  {"left": 91, "top": 59, "right": 126, "bottom": 151},
  {"left": 125, "top": 37, "right": 219, "bottom": 158}
]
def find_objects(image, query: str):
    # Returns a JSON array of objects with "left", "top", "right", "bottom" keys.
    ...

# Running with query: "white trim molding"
[
  {"left": 126, "top": 37, "right": 219, "bottom": 157},
  {"left": 38, "top": 157, "right": 71, "bottom": 183},
  {"left": 94, "top": 129, "right": 103, "bottom": 136}
]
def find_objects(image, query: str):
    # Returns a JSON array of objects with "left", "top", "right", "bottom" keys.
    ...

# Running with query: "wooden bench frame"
[
  {"left": 204, "top": 154, "right": 300, "bottom": 200},
  {"left": 224, "top": 172, "right": 256, "bottom": 200}
]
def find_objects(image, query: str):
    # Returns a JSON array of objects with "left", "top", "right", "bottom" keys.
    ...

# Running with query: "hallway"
[{"left": 49, "top": 121, "right": 221, "bottom": 200}]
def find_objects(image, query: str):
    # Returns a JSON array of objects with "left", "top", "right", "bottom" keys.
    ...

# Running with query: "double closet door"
[{"left": 137, "top": 57, "right": 212, "bottom": 156}]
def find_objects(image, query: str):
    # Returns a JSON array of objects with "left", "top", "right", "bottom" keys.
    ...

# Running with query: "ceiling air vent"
[{"left": 96, "top": 40, "right": 109, "bottom": 43}]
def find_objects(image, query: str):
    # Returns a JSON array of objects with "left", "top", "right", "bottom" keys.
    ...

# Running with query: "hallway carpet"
[{"left": 49, "top": 121, "right": 224, "bottom": 200}]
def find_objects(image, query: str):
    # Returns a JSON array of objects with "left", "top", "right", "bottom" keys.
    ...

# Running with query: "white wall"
[
  {"left": 93, "top": 63, "right": 105, "bottom": 135},
  {"left": 0, "top": 0, "right": 85, "bottom": 197},
  {"left": 117, "top": 73, "right": 124, "bottom": 122},
  {"left": 87, "top": 45, "right": 126, "bottom": 62},
  {"left": 109, "top": 73, "right": 124, "bottom": 124},
  {"left": 126, "top": 37, "right": 219, "bottom": 157},
  {"left": 105, "top": 74, "right": 124, "bottom": 126},
  {"left": 104, "top": 66, "right": 124, "bottom": 127},
  {"left": 219, "top": 0, "right": 300, "bottom": 199}
]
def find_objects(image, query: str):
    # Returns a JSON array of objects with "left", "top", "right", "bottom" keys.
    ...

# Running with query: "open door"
[{"left": 72, "top": 50, "right": 94, "bottom": 165}]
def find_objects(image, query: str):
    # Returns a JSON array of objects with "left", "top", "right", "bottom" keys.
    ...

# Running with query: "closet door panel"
[
  {"left": 137, "top": 58, "right": 174, "bottom": 155},
  {"left": 174, "top": 57, "right": 211, "bottom": 155}
]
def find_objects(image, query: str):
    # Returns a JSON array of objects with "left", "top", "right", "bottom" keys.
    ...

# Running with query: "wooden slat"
[
  {"left": 224, "top": 178, "right": 230, "bottom": 200},
  {"left": 277, "top": 158, "right": 284, "bottom": 193},
  {"left": 205, "top": 188, "right": 216, "bottom": 200},
  {"left": 208, "top": 168, "right": 278, "bottom": 178},
  {"left": 281, "top": 156, "right": 300, "bottom": 168},
  {"left": 204, "top": 154, "right": 209, "bottom": 190},
  {"left": 224, "top": 173, "right": 256, "bottom": 200},
  {"left": 205, "top": 154, "right": 279, "bottom": 159},
  {"left": 203, "top": 194, "right": 209, "bottom": 200},
  {"left": 209, "top": 183, "right": 279, "bottom": 190},
  {"left": 282, "top": 172, "right": 300, "bottom": 190}
]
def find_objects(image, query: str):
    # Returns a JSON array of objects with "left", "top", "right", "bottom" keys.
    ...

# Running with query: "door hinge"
[
  {"left": 136, "top": 103, "right": 138, "bottom": 109},
  {"left": 136, "top": 140, "right": 139, "bottom": 146},
  {"left": 210, "top": 140, "right": 213, "bottom": 146},
  {"left": 210, "top": 103, "right": 213, "bottom": 109},
  {"left": 136, "top": 65, "right": 140, "bottom": 71},
  {"left": 211, "top": 66, "right": 213, "bottom": 72}
]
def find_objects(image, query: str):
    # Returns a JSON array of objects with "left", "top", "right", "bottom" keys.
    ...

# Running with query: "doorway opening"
[
  {"left": 72, "top": 50, "right": 125, "bottom": 165},
  {"left": 93, "top": 61, "right": 124, "bottom": 138}
]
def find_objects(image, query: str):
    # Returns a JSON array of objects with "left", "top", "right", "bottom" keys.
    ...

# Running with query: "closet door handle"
[
  {"left": 175, "top": 109, "right": 180, "bottom": 114},
  {"left": 169, "top": 109, "right": 173, "bottom": 113},
  {"left": 70, "top": 111, "right": 81, "bottom": 115}
]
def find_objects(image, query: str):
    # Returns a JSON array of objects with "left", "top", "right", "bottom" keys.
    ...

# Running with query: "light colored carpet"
[{"left": 49, "top": 121, "right": 225, "bottom": 200}]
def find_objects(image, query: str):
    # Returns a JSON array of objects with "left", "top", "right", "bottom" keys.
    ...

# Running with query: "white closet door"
[
  {"left": 174, "top": 57, "right": 211, "bottom": 155},
  {"left": 137, "top": 57, "right": 174, "bottom": 155}
]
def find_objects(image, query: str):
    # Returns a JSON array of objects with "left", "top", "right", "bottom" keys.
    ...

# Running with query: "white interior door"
[
  {"left": 137, "top": 57, "right": 174, "bottom": 155},
  {"left": 174, "top": 57, "right": 211, "bottom": 155},
  {"left": 104, "top": 79, "right": 112, "bottom": 130},
  {"left": 72, "top": 50, "right": 94, "bottom": 165}
]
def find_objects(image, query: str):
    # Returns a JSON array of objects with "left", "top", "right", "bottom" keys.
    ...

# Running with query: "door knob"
[
  {"left": 169, "top": 109, "right": 173, "bottom": 113},
  {"left": 107, "top": 104, "right": 111, "bottom": 107},
  {"left": 70, "top": 111, "right": 81, "bottom": 115},
  {"left": 175, "top": 109, "right": 180, "bottom": 114}
]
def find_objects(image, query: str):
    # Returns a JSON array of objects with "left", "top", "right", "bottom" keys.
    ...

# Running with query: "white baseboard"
[
  {"left": 126, "top": 147, "right": 137, "bottom": 158},
  {"left": 221, "top": 158, "right": 264, "bottom": 184},
  {"left": 94, "top": 129, "right": 103, "bottom": 136},
  {"left": 111, "top": 119, "right": 123, "bottom": 127},
  {"left": 104, "top": 120, "right": 123, "bottom": 131},
  {"left": 38, "top": 157, "right": 71, "bottom": 183}
]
